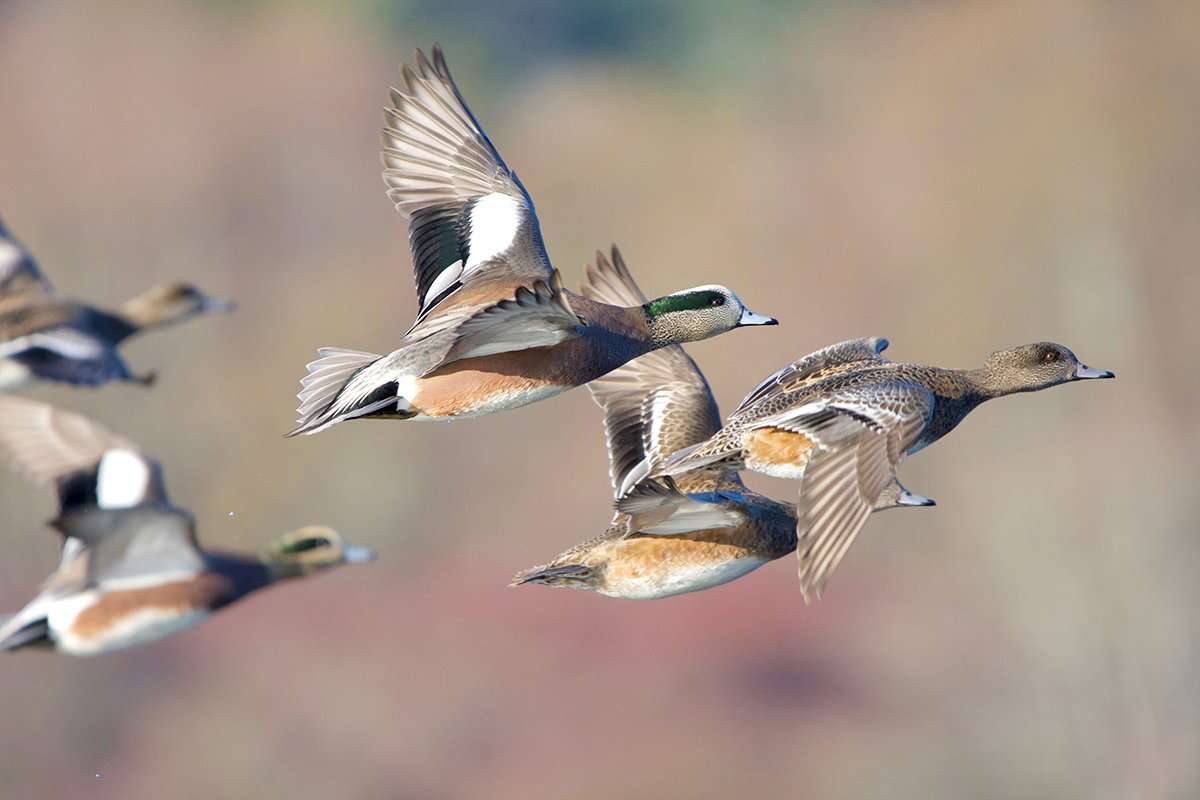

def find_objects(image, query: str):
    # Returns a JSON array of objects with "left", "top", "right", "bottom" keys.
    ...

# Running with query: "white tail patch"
[
  {"left": 0, "top": 239, "right": 22, "bottom": 272},
  {"left": 96, "top": 449, "right": 151, "bottom": 509},
  {"left": 465, "top": 193, "right": 521, "bottom": 269}
]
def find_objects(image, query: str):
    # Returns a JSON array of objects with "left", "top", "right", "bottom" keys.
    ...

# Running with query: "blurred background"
[{"left": 0, "top": 0, "right": 1196, "bottom": 797}]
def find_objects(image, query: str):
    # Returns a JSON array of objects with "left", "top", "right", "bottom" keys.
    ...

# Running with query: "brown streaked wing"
[
  {"left": 789, "top": 382, "right": 933, "bottom": 600},
  {"left": 732, "top": 337, "right": 892, "bottom": 418},
  {"left": 582, "top": 246, "right": 726, "bottom": 497}
]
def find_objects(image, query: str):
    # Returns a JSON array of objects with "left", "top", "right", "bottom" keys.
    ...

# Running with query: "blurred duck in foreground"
[
  {"left": 639, "top": 336, "right": 1114, "bottom": 599},
  {"left": 511, "top": 249, "right": 932, "bottom": 600},
  {"left": 0, "top": 216, "right": 232, "bottom": 390},
  {"left": 289, "top": 45, "right": 775, "bottom": 436},
  {"left": 0, "top": 397, "right": 372, "bottom": 656}
]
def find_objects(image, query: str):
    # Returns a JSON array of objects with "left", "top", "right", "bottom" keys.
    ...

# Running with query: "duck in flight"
[
  {"left": 0, "top": 216, "right": 232, "bottom": 390},
  {"left": 640, "top": 336, "right": 1114, "bottom": 599},
  {"left": 288, "top": 46, "right": 775, "bottom": 436},
  {"left": 0, "top": 398, "right": 372, "bottom": 655},
  {"left": 511, "top": 249, "right": 931, "bottom": 600}
]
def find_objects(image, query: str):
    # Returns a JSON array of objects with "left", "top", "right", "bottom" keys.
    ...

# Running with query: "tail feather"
[
  {"left": 509, "top": 563, "right": 592, "bottom": 588},
  {"left": 0, "top": 613, "right": 50, "bottom": 652},
  {"left": 288, "top": 348, "right": 390, "bottom": 437}
]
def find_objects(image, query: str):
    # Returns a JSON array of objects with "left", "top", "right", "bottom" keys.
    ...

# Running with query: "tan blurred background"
[{"left": 0, "top": 0, "right": 1196, "bottom": 797}]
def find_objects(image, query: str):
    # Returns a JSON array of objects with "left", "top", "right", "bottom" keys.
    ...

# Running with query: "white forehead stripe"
[
  {"left": 96, "top": 449, "right": 151, "bottom": 509},
  {"left": 465, "top": 193, "right": 522, "bottom": 269}
]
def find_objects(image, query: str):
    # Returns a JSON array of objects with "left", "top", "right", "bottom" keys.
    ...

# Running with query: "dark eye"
[
  {"left": 1042, "top": 350, "right": 1059, "bottom": 363},
  {"left": 289, "top": 537, "right": 330, "bottom": 553},
  {"left": 710, "top": 295, "right": 725, "bottom": 307}
]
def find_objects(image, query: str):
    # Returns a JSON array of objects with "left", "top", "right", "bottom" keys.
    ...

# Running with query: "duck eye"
[
  {"left": 287, "top": 537, "right": 330, "bottom": 554},
  {"left": 709, "top": 295, "right": 725, "bottom": 307},
  {"left": 1042, "top": 350, "right": 1059, "bottom": 364}
]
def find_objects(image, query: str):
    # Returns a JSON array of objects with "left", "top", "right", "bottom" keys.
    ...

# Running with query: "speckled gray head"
[{"left": 982, "top": 342, "right": 1114, "bottom": 393}]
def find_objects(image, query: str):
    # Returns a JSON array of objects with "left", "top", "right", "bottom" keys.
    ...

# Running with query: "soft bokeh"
[{"left": 0, "top": 1, "right": 1195, "bottom": 797}]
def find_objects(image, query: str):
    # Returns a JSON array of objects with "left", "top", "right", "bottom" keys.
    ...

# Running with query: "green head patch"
[
  {"left": 644, "top": 290, "right": 726, "bottom": 317},
  {"left": 264, "top": 527, "right": 340, "bottom": 560}
]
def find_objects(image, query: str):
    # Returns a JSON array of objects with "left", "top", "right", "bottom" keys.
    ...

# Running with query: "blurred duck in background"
[
  {"left": 0, "top": 397, "right": 372, "bottom": 656},
  {"left": 512, "top": 248, "right": 932, "bottom": 600},
  {"left": 0, "top": 216, "right": 232, "bottom": 391},
  {"left": 644, "top": 337, "right": 1114, "bottom": 599},
  {"left": 289, "top": 45, "right": 775, "bottom": 436}
]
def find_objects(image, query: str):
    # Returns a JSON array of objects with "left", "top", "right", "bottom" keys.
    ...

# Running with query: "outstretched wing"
[
  {"left": 733, "top": 337, "right": 891, "bottom": 417},
  {"left": 53, "top": 507, "right": 204, "bottom": 586},
  {"left": 0, "top": 397, "right": 168, "bottom": 513},
  {"left": 582, "top": 247, "right": 724, "bottom": 498},
  {"left": 778, "top": 382, "right": 933, "bottom": 601},
  {"left": 382, "top": 45, "right": 558, "bottom": 338},
  {"left": 437, "top": 271, "right": 580, "bottom": 364},
  {"left": 0, "top": 217, "right": 53, "bottom": 301}
]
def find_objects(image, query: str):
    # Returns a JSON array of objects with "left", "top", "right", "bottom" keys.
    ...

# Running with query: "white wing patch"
[
  {"left": 96, "top": 449, "right": 151, "bottom": 509},
  {"left": 645, "top": 390, "right": 675, "bottom": 460},
  {"left": 465, "top": 192, "right": 522, "bottom": 269},
  {"left": 0, "top": 329, "right": 105, "bottom": 361}
]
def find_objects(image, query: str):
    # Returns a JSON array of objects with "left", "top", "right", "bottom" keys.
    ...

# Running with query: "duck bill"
[
  {"left": 738, "top": 308, "right": 778, "bottom": 327},
  {"left": 341, "top": 544, "right": 376, "bottom": 564},
  {"left": 1074, "top": 363, "right": 1115, "bottom": 380},
  {"left": 897, "top": 490, "right": 936, "bottom": 507},
  {"left": 200, "top": 297, "right": 237, "bottom": 315}
]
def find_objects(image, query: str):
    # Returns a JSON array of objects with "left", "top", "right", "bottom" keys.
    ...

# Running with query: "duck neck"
[
  {"left": 203, "top": 552, "right": 275, "bottom": 598},
  {"left": 960, "top": 367, "right": 1013, "bottom": 402},
  {"left": 116, "top": 287, "right": 181, "bottom": 333},
  {"left": 262, "top": 559, "right": 307, "bottom": 583}
]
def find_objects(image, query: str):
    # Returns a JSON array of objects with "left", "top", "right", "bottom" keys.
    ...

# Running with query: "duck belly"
[
  {"left": 595, "top": 538, "right": 771, "bottom": 600},
  {"left": 743, "top": 427, "right": 814, "bottom": 480},
  {"left": 409, "top": 357, "right": 572, "bottom": 418},
  {"left": 49, "top": 594, "right": 208, "bottom": 655},
  {"left": 47, "top": 575, "right": 227, "bottom": 655}
]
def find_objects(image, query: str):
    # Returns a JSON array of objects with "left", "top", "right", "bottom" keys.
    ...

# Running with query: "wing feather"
[
  {"left": 382, "top": 45, "right": 554, "bottom": 334},
  {"left": 783, "top": 382, "right": 933, "bottom": 600},
  {"left": 583, "top": 248, "right": 724, "bottom": 498},
  {"left": 0, "top": 397, "right": 168, "bottom": 511},
  {"left": 733, "top": 337, "right": 891, "bottom": 416}
]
